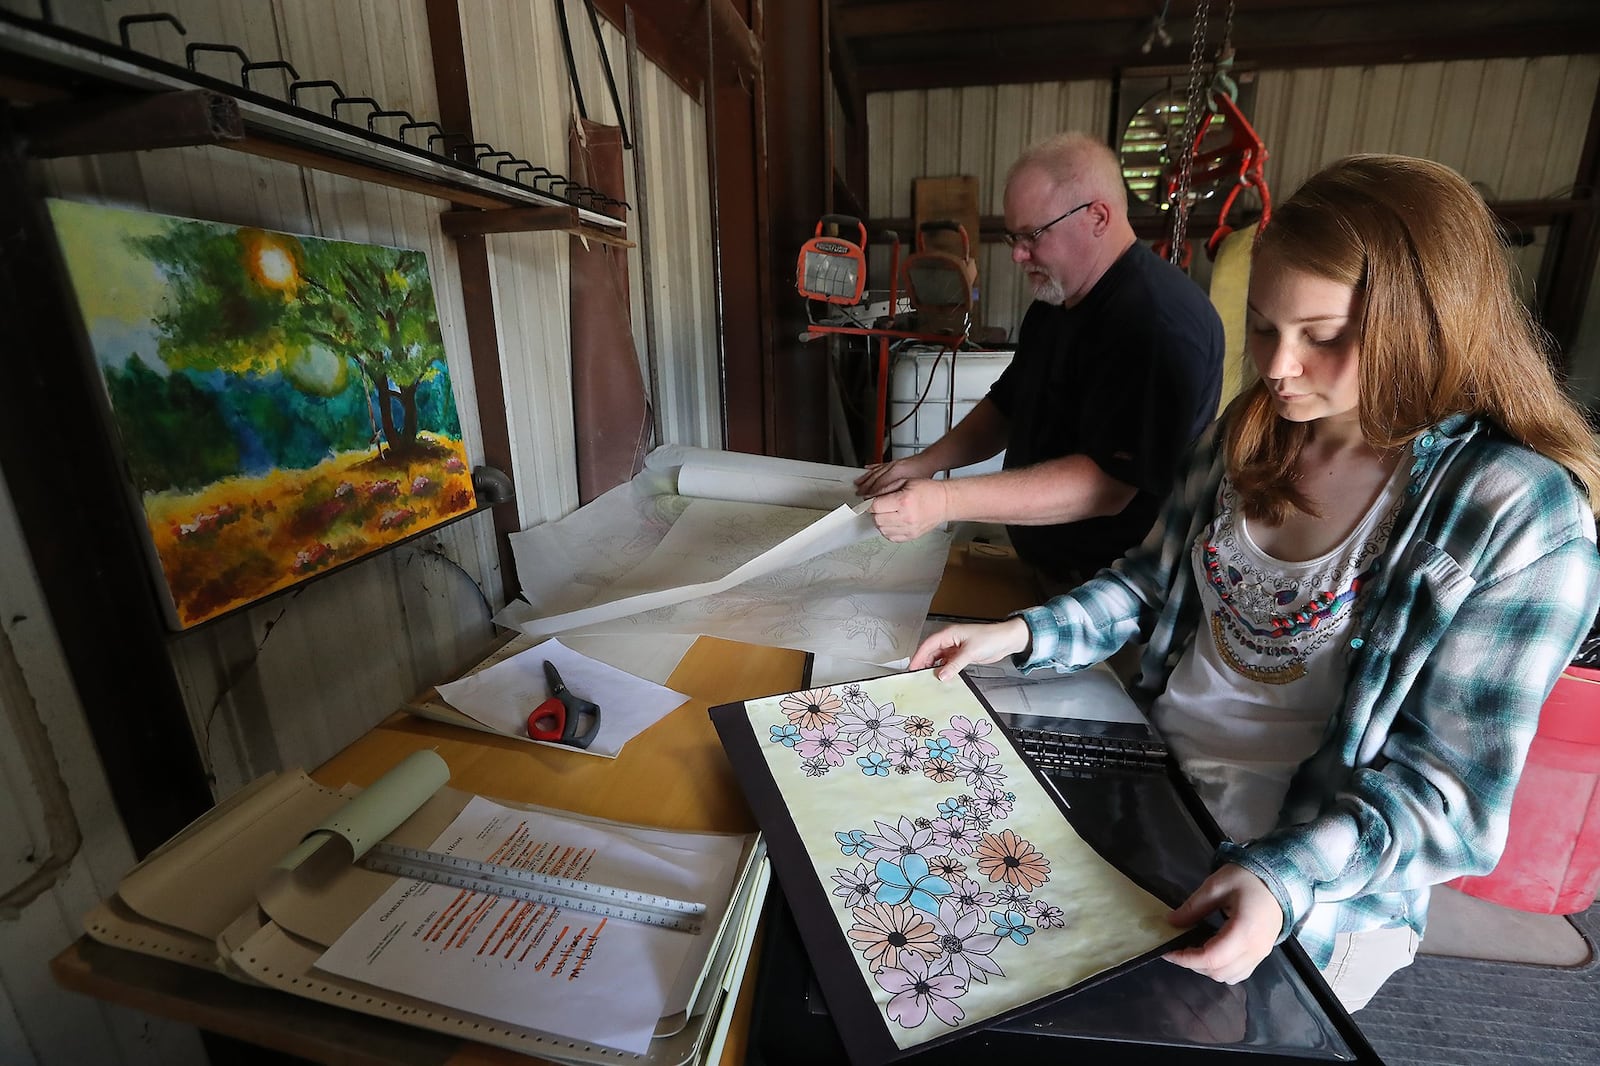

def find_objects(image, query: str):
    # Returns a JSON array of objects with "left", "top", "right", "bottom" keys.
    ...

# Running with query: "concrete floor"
[{"left": 1421, "top": 885, "right": 1593, "bottom": 967}]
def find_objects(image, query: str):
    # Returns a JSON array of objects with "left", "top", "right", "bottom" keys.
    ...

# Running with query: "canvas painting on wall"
[{"left": 48, "top": 199, "right": 477, "bottom": 629}]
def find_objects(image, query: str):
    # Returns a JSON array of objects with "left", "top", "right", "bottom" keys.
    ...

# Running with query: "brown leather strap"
[{"left": 568, "top": 117, "right": 649, "bottom": 504}]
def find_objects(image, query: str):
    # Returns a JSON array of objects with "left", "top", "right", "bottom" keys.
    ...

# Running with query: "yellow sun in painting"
[{"left": 240, "top": 229, "right": 302, "bottom": 295}]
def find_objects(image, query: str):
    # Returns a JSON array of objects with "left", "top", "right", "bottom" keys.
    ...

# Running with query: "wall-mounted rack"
[{"left": 0, "top": 10, "right": 629, "bottom": 245}]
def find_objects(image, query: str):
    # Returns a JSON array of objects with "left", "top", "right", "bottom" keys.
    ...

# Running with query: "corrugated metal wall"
[
  {"left": 866, "top": 80, "right": 1113, "bottom": 337},
  {"left": 1252, "top": 55, "right": 1600, "bottom": 315},
  {"left": 460, "top": 0, "right": 721, "bottom": 524},
  {"left": 866, "top": 56, "right": 1600, "bottom": 360},
  {"left": 14, "top": 0, "right": 719, "bottom": 794}
]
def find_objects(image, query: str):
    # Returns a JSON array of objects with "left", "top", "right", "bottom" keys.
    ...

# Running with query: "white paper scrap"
[{"left": 435, "top": 638, "right": 688, "bottom": 758}]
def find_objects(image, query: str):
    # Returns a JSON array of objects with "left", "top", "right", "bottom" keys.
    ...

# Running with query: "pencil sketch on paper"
[
  {"left": 573, "top": 528, "right": 946, "bottom": 661},
  {"left": 505, "top": 484, "right": 950, "bottom": 664},
  {"left": 741, "top": 671, "right": 1181, "bottom": 1049}
]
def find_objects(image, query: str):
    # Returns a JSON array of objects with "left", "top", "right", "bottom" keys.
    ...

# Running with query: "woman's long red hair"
[{"left": 1226, "top": 154, "right": 1600, "bottom": 521}]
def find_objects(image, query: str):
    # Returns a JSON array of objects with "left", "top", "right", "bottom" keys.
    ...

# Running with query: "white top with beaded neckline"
[{"left": 1148, "top": 456, "right": 1412, "bottom": 841}]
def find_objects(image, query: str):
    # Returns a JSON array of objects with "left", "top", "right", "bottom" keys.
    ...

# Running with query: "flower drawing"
[
  {"left": 974, "top": 829, "right": 1052, "bottom": 891},
  {"left": 836, "top": 828, "right": 870, "bottom": 857},
  {"left": 991, "top": 909, "right": 1036, "bottom": 946},
  {"left": 947, "top": 876, "right": 997, "bottom": 915},
  {"left": 780, "top": 687, "right": 843, "bottom": 730},
  {"left": 832, "top": 862, "right": 877, "bottom": 908},
  {"left": 862, "top": 816, "right": 933, "bottom": 863},
  {"left": 858, "top": 751, "right": 892, "bottom": 777},
  {"left": 941, "top": 714, "right": 1000, "bottom": 759},
  {"left": 929, "top": 815, "right": 979, "bottom": 856},
  {"left": 878, "top": 951, "right": 967, "bottom": 1028},
  {"left": 836, "top": 701, "right": 907, "bottom": 752},
  {"left": 931, "top": 898, "right": 1005, "bottom": 985},
  {"left": 757, "top": 685, "right": 1065, "bottom": 1032},
  {"left": 956, "top": 752, "right": 1006, "bottom": 790},
  {"left": 848, "top": 902, "right": 941, "bottom": 972},
  {"left": 888, "top": 738, "right": 924, "bottom": 772},
  {"left": 994, "top": 882, "right": 1031, "bottom": 910},
  {"left": 796, "top": 723, "right": 856, "bottom": 766},
  {"left": 874, "top": 853, "right": 953, "bottom": 914},
  {"left": 973, "top": 785, "right": 1014, "bottom": 821},
  {"left": 1027, "top": 899, "right": 1069, "bottom": 929}
]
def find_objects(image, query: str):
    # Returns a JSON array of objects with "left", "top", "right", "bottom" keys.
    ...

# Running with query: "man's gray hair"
[{"left": 1006, "top": 131, "right": 1128, "bottom": 214}]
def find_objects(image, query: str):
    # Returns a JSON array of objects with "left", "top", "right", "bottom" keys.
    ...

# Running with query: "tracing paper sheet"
[{"left": 499, "top": 450, "right": 950, "bottom": 665}]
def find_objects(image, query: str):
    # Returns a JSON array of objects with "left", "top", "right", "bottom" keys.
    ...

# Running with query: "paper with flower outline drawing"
[{"left": 717, "top": 670, "right": 1183, "bottom": 1058}]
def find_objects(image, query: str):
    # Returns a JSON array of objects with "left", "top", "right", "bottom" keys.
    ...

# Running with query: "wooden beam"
[
  {"left": 440, "top": 207, "right": 637, "bottom": 248},
  {"left": 836, "top": 0, "right": 1395, "bottom": 37},
  {"left": 860, "top": 21, "right": 1600, "bottom": 91},
  {"left": 857, "top": 23, "right": 1600, "bottom": 91},
  {"left": 590, "top": 0, "right": 703, "bottom": 97},
  {"left": 761, "top": 0, "right": 831, "bottom": 460},
  {"left": 439, "top": 205, "right": 580, "bottom": 237},
  {"left": 589, "top": 0, "right": 763, "bottom": 96},
  {"left": 231, "top": 133, "right": 510, "bottom": 209},
  {"left": 572, "top": 224, "right": 638, "bottom": 248},
  {"left": 847, "top": 2, "right": 1600, "bottom": 93},
  {"left": 0, "top": 70, "right": 66, "bottom": 105},
  {"left": 18, "top": 89, "right": 242, "bottom": 158},
  {"left": 423, "top": 0, "right": 521, "bottom": 599},
  {"left": 827, "top": 1, "right": 865, "bottom": 129}
]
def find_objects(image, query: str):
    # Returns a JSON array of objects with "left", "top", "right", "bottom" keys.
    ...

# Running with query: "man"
[{"left": 855, "top": 131, "right": 1224, "bottom": 587}]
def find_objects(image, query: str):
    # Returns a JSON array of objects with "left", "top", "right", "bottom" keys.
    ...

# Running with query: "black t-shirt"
[{"left": 987, "top": 242, "right": 1224, "bottom": 579}]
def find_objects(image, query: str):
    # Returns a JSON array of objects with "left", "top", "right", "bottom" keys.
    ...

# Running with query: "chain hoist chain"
[{"left": 1169, "top": 0, "right": 1211, "bottom": 265}]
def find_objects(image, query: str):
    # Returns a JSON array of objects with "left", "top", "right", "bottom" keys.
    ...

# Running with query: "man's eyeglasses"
[{"left": 1000, "top": 201, "right": 1093, "bottom": 249}]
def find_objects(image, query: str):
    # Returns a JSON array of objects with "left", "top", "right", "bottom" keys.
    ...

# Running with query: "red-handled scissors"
[{"left": 526, "top": 660, "right": 602, "bottom": 749}]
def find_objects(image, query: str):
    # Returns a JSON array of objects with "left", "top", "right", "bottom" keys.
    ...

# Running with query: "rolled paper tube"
[{"left": 276, "top": 749, "right": 449, "bottom": 870}]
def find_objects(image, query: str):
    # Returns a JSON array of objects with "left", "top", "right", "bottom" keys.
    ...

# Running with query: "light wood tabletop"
[{"left": 53, "top": 634, "right": 808, "bottom": 1066}]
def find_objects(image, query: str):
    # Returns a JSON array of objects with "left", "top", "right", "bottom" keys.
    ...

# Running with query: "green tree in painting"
[
  {"left": 130, "top": 222, "right": 447, "bottom": 461},
  {"left": 104, "top": 353, "right": 240, "bottom": 492}
]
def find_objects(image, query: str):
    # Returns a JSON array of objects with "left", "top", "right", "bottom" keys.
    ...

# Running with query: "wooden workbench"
[
  {"left": 52, "top": 636, "right": 807, "bottom": 1066},
  {"left": 51, "top": 540, "right": 1040, "bottom": 1065}
]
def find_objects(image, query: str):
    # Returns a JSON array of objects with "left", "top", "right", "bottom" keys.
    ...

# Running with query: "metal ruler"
[{"left": 360, "top": 842, "right": 707, "bottom": 934}]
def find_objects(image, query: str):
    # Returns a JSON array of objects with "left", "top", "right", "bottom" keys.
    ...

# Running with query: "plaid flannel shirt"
[{"left": 1015, "top": 414, "right": 1600, "bottom": 967}]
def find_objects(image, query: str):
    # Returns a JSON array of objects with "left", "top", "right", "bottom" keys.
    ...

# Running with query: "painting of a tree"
[
  {"left": 48, "top": 199, "right": 477, "bottom": 629},
  {"left": 132, "top": 222, "right": 451, "bottom": 463}
]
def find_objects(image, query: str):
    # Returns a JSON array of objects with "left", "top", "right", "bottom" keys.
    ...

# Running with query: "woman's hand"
[
  {"left": 909, "top": 618, "right": 1031, "bottom": 680},
  {"left": 1163, "top": 864, "right": 1284, "bottom": 985}
]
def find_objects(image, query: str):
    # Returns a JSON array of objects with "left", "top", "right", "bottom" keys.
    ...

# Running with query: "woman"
[{"left": 911, "top": 155, "right": 1600, "bottom": 1010}]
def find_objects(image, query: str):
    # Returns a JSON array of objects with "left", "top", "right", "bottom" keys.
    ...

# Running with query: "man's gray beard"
[{"left": 1030, "top": 275, "right": 1066, "bottom": 306}]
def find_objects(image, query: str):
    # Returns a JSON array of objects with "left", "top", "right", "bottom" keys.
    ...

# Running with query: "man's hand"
[
  {"left": 868, "top": 479, "right": 950, "bottom": 542},
  {"left": 1163, "top": 864, "right": 1284, "bottom": 986},
  {"left": 909, "top": 618, "right": 1031, "bottom": 681},
  {"left": 855, "top": 455, "right": 935, "bottom": 498}
]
